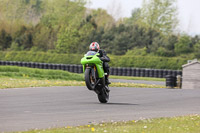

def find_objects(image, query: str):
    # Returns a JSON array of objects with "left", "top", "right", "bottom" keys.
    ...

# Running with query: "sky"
[{"left": 86, "top": 0, "right": 200, "bottom": 35}]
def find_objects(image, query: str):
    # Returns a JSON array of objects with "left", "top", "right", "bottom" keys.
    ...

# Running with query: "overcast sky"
[{"left": 87, "top": 0, "right": 200, "bottom": 35}]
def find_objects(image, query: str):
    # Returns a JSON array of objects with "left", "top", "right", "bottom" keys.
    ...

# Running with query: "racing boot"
[{"left": 105, "top": 75, "right": 111, "bottom": 85}]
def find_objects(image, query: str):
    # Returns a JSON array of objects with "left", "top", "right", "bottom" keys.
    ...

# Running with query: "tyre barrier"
[
  {"left": 127, "top": 68, "right": 132, "bottom": 76},
  {"left": 149, "top": 69, "right": 154, "bottom": 77},
  {"left": 118, "top": 67, "right": 122, "bottom": 76},
  {"left": 145, "top": 69, "right": 150, "bottom": 77},
  {"left": 113, "top": 67, "right": 118, "bottom": 75},
  {"left": 132, "top": 68, "right": 135, "bottom": 76},
  {"left": 0, "top": 61, "right": 182, "bottom": 78},
  {"left": 166, "top": 75, "right": 177, "bottom": 88},
  {"left": 135, "top": 68, "right": 140, "bottom": 77},
  {"left": 140, "top": 69, "right": 145, "bottom": 77}
]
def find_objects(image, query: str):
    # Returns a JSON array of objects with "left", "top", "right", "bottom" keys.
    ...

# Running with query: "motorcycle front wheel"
[{"left": 85, "top": 68, "right": 96, "bottom": 90}]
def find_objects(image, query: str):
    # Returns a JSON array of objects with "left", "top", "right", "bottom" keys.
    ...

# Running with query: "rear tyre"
[
  {"left": 85, "top": 68, "right": 95, "bottom": 90},
  {"left": 98, "top": 87, "right": 109, "bottom": 103}
]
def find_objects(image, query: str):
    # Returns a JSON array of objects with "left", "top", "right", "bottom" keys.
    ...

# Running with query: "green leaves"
[
  {"left": 41, "top": 0, "right": 86, "bottom": 27},
  {"left": 175, "top": 35, "right": 193, "bottom": 54},
  {"left": 140, "top": 0, "right": 178, "bottom": 35},
  {"left": 0, "top": 29, "right": 12, "bottom": 50},
  {"left": 0, "top": 0, "right": 199, "bottom": 61},
  {"left": 56, "top": 25, "right": 80, "bottom": 53}
]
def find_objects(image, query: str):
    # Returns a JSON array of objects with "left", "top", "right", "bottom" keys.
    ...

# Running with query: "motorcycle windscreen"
[{"left": 86, "top": 51, "right": 97, "bottom": 56}]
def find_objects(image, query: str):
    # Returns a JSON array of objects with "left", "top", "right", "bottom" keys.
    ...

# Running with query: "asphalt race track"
[{"left": 0, "top": 86, "right": 200, "bottom": 132}]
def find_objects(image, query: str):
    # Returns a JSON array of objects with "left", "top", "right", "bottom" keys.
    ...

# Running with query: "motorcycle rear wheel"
[{"left": 98, "top": 86, "right": 109, "bottom": 103}]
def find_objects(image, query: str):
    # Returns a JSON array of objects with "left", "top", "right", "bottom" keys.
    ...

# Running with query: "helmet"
[{"left": 89, "top": 42, "right": 100, "bottom": 52}]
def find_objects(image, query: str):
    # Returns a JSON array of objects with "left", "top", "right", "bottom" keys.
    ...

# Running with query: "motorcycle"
[{"left": 81, "top": 51, "right": 110, "bottom": 103}]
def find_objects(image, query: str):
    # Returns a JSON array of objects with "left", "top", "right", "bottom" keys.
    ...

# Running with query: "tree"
[
  {"left": 125, "top": 8, "right": 141, "bottom": 25},
  {"left": 0, "top": 0, "right": 43, "bottom": 33},
  {"left": 140, "top": 0, "right": 178, "bottom": 35},
  {"left": 194, "top": 41, "right": 200, "bottom": 58},
  {"left": 0, "top": 29, "right": 12, "bottom": 50},
  {"left": 111, "top": 32, "right": 131, "bottom": 55},
  {"left": 87, "top": 8, "right": 115, "bottom": 30},
  {"left": 12, "top": 26, "right": 34, "bottom": 50},
  {"left": 56, "top": 25, "right": 80, "bottom": 53},
  {"left": 40, "top": 0, "right": 87, "bottom": 53},
  {"left": 192, "top": 35, "right": 200, "bottom": 58},
  {"left": 32, "top": 24, "right": 56, "bottom": 51},
  {"left": 160, "top": 35, "right": 178, "bottom": 57},
  {"left": 41, "top": 0, "right": 86, "bottom": 28},
  {"left": 100, "top": 24, "right": 135, "bottom": 55},
  {"left": 175, "top": 35, "right": 192, "bottom": 55},
  {"left": 191, "top": 35, "right": 200, "bottom": 48}
]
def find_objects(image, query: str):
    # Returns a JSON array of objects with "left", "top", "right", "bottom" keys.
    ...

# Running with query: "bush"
[
  {"left": 175, "top": 35, "right": 193, "bottom": 55},
  {"left": 0, "top": 51, "right": 189, "bottom": 70},
  {"left": 0, "top": 51, "right": 82, "bottom": 64},
  {"left": 109, "top": 55, "right": 187, "bottom": 70}
]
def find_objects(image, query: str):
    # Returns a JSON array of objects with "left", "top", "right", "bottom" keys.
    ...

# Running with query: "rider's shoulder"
[{"left": 99, "top": 49, "right": 106, "bottom": 53}]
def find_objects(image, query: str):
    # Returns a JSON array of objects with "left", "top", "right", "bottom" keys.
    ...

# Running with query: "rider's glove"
[{"left": 100, "top": 57, "right": 106, "bottom": 61}]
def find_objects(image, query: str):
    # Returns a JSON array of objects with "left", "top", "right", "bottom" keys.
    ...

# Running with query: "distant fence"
[{"left": 0, "top": 61, "right": 182, "bottom": 78}]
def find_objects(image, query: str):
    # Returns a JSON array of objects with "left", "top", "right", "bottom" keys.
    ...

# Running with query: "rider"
[{"left": 89, "top": 42, "right": 111, "bottom": 85}]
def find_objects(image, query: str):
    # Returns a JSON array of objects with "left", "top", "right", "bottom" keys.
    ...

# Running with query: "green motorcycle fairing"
[{"left": 81, "top": 51, "right": 104, "bottom": 78}]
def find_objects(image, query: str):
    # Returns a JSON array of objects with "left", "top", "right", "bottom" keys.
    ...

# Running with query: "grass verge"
[
  {"left": 0, "top": 66, "right": 84, "bottom": 81},
  {"left": 110, "top": 75, "right": 165, "bottom": 81},
  {"left": 0, "top": 77, "right": 84, "bottom": 89},
  {"left": 0, "top": 66, "right": 165, "bottom": 89},
  {"left": 0, "top": 77, "right": 165, "bottom": 89},
  {"left": 19, "top": 115, "right": 200, "bottom": 133},
  {"left": 0, "top": 66, "right": 165, "bottom": 81}
]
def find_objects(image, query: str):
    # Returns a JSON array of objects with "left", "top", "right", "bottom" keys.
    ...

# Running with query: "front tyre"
[
  {"left": 98, "top": 87, "right": 109, "bottom": 103},
  {"left": 85, "top": 68, "right": 95, "bottom": 90}
]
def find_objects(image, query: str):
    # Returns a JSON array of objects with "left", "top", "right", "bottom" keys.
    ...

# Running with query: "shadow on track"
[
  {"left": 104, "top": 103, "right": 139, "bottom": 106},
  {"left": 80, "top": 102, "right": 139, "bottom": 106}
]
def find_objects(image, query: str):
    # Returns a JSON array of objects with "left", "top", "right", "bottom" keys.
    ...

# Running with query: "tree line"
[{"left": 0, "top": 0, "right": 200, "bottom": 59}]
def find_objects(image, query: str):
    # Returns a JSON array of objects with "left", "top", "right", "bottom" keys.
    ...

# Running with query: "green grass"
[
  {"left": 110, "top": 75, "right": 165, "bottom": 81},
  {"left": 18, "top": 115, "right": 200, "bottom": 133},
  {"left": 0, "top": 77, "right": 165, "bottom": 89},
  {"left": 0, "top": 66, "right": 164, "bottom": 82},
  {"left": 0, "top": 66, "right": 165, "bottom": 89},
  {"left": 0, "top": 66, "right": 84, "bottom": 81},
  {"left": 0, "top": 77, "right": 85, "bottom": 89}
]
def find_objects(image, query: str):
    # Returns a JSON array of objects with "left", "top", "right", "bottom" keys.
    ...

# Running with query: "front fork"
[{"left": 91, "top": 66, "right": 96, "bottom": 80}]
